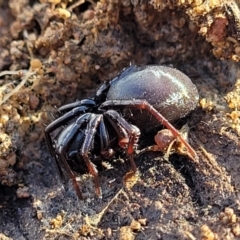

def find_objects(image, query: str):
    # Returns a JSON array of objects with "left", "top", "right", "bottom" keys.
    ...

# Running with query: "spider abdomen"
[{"left": 106, "top": 65, "right": 199, "bottom": 123}]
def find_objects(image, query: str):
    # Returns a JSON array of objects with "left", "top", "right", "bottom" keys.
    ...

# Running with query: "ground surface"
[{"left": 1, "top": 0, "right": 240, "bottom": 240}]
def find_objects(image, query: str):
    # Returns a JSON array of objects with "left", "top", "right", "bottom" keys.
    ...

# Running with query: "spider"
[{"left": 45, "top": 65, "right": 199, "bottom": 199}]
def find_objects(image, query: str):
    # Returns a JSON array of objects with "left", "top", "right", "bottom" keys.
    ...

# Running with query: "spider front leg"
[
  {"left": 45, "top": 105, "right": 92, "bottom": 159},
  {"left": 80, "top": 114, "right": 103, "bottom": 197},
  {"left": 54, "top": 113, "right": 109, "bottom": 199},
  {"left": 98, "top": 116, "right": 115, "bottom": 159},
  {"left": 45, "top": 105, "right": 93, "bottom": 199},
  {"left": 58, "top": 99, "right": 96, "bottom": 113},
  {"left": 100, "top": 100, "right": 198, "bottom": 162},
  {"left": 53, "top": 113, "right": 93, "bottom": 199}
]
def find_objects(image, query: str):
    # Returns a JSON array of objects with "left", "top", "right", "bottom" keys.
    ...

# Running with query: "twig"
[
  {"left": 85, "top": 188, "right": 124, "bottom": 226},
  {"left": 0, "top": 70, "right": 36, "bottom": 105},
  {"left": 67, "top": 0, "right": 85, "bottom": 11}
]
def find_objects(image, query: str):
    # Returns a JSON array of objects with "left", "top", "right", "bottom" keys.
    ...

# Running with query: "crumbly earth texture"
[{"left": 1, "top": 0, "right": 240, "bottom": 239}]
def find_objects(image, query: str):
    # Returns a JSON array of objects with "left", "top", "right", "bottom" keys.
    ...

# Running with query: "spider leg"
[
  {"left": 98, "top": 118, "right": 115, "bottom": 158},
  {"left": 68, "top": 130, "right": 86, "bottom": 169},
  {"left": 104, "top": 110, "right": 140, "bottom": 172},
  {"left": 45, "top": 105, "right": 91, "bottom": 170},
  {"left": 100, "top": 100, "right": 198, "bottom": 162},
  {"left": 49, "top": 121, "right": 83, "bottom": 199},
  {"left": 81, "top": 114, "right": 103, "bottom": 197},
  {"left": 58, "top": 99, "right": 96, "bottom": 113},
  {"left": 98, "top": 116, "right": 110, "bottom": 150},
  {"left": 53, "top": 113, "right": 92, "bottom": 199},
  {"left": 57, "top": 113, "right": 92, "bottom": 156},
  {"left": 59, "top": 152, "right": 83, "bottom": 199}
]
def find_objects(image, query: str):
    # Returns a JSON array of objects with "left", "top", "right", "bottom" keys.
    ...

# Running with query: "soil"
[{"left": 1, "top": 1, "right": 240, "bottom": 239}]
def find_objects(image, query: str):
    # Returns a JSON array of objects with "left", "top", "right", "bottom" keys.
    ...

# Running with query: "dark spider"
[{"left": 45, "top": 65, "right": 199, "bottom": 199}]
